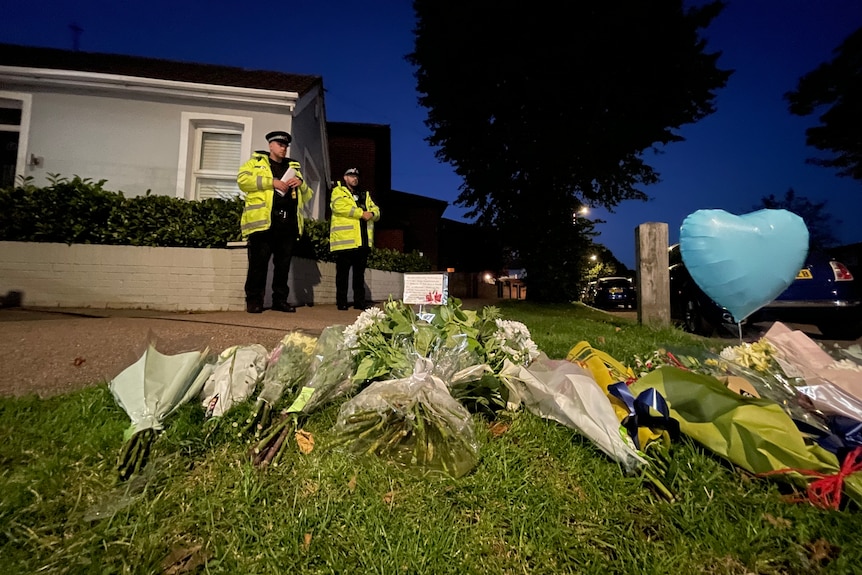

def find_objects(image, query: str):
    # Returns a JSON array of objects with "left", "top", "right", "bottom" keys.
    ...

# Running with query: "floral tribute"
[
  {"left": 625, "top": 323, "right": 862, "bottom": 510},
  {"left": 329, "top": 297, "right": 542, "bottom": 477},
  {"left": 342, "top": 298, "right": 539, "bottom": 411}
]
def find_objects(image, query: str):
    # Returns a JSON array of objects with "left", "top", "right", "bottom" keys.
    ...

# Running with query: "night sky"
[{"left": 2, "top": 0, "right": 860, "bottom": 268}]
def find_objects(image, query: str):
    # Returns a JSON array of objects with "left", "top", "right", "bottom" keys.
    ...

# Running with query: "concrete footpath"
[{"left": 0, "top": 299, "right": 497, "bottom": 399}]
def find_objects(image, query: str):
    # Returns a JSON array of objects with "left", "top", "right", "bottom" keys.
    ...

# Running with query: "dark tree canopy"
[
  {"left": 786, "top": 27, "right": 862, "bottom": 182},
  {"left": 408, "top": 0, "right": 731, "bottom": 301},
  {"left": 756, "top": 189, "right": 840, "bottom": 253}
]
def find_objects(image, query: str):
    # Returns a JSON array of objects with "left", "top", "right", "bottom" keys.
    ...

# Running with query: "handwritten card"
[{"left": 403, "top": 273, "right": 449, "bottom": 306}]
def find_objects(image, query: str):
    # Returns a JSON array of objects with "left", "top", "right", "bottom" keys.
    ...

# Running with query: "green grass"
[{"left": 2, "top": 301, "right": 861, "bottom": 574}]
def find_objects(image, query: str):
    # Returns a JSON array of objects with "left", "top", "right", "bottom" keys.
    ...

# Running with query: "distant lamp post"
[{"left": 589, "top": 254, "right": 598, "bottom": 262}]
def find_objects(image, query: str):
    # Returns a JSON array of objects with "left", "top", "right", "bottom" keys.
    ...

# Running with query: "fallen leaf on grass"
[
  {"left": 295, "top": 429, "right": 314, "bottom": 454},
  {"left": 806, "top": 538, "right": 839, "bottom": 564},
  {"left": 303, "top": 533, "right": 312, "bottom": 550},
  {"left": 383, "top": 491, "right": 396, "bottom": 505},
  {"left": 303, "top": 481, "right": 319, "bottom": 497},
  {"left": 762, "top": 513, "right": 791, "bottom": 529},
  {"left": 571, "top": 484, "right": 586, "bottom": 500},
  {"left": 347, "top": 475, "right": 357, "bottom": 494},
  {"left": 161, "top": 544, "right": 209, "bottom": 574},
  {"left": 597, "top": 336, "right": 606, "bottom": 344},
  {"left": 488, "top": 421, "right": 510, "bottom": 438}
]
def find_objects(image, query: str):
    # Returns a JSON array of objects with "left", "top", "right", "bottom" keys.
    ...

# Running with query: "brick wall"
[{"left": 0, "top": 242, "right": 404, "bottom": 311}]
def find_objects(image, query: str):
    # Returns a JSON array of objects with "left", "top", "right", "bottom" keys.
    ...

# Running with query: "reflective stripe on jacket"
[
  {"left": 237, "top": 152, "right": 313, "bottom": 240},
  {"left": 329, "top": 182, "right": 380, "bottom": 252}
]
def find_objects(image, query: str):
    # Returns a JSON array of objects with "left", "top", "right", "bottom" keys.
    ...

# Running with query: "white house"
[
  {"left": 0, "top": 43, "right": 376, "bottom": 311},
  {"left": 0, "top": 42, "right": 330, "bottom": 220}
]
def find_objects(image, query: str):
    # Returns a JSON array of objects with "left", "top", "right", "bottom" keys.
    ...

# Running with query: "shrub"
[{"left": 0, "top": 175, "right": 432, "bottom": 272}]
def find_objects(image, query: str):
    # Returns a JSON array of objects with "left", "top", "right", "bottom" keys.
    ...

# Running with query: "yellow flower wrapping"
[{"left": 566, "top": 341, "right": 664, "bottom": 448}]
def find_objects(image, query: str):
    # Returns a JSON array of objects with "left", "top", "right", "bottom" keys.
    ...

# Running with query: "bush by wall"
[{"left": 0, "top": 175, "right": 432, "bottom": 272}]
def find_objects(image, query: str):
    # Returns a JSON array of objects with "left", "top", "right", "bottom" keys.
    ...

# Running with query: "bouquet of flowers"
[
  {"left": 251, "top": 326, "right": 355, "bottom": 467},
  {"left": 500, "top": 355, "right": 646, "bottom": 474},
  {"left": 243, "top": 331, "right": 317, "bottom": 438},
  {"left": 639, "top": 341, "right": 862, "bottom": 461},
  {"left": 484, "top": 318, "right": 541, "bottom": 373},
  {"left": 333, "top": 358, "right": 480, "bottom": 478},
  {"left": 200, "top": 344, "right": 269, "bottom": 419},
  {"left": 763, "top": 322, "right": 862, "bottom": 416},
  {"left": 286, "top": 325, "right": 356, "bottom": 416},
  {"left": 110, "top": 341, "right": 211, "bottom": 481},
  {"left": 341, "top": 297, "right": 541, "bottom": 416},
  {"left": 343, "top": 304, "right": 416, "bottom": 383},
  {"left": 631, "top": 366, "right": 862, "bottom": 509},
  {"left": 636, "top": 342, "right": 830, "bottom": 435}
]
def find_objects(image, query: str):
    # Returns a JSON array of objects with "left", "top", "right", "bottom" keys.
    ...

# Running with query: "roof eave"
[{"left": 0, "top": 65, "right": 300, "bottom": 111}]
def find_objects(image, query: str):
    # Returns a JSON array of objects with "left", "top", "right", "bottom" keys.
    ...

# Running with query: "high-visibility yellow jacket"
[
  {"left": 329, "top": 182, "right": 380, "bottom": 252},
  {"left": 237, "top": 152, "right": 313, "bottom": 240}
]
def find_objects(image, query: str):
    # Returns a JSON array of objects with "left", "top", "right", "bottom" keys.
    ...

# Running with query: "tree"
[
  {"left": 581, "top": 244, "right": 628, "bottom": 285},
  {"left": 785, "top": 27, "right": 862, "bottom": 182},
  {"left": 408, "top": 0, "right": 731, "bottom": 301},
  {"left": 756, "top": 188, "right": 840, "bottom": 252}
]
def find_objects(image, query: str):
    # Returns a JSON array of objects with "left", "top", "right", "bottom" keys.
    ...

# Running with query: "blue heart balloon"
[{"left": 679, "top": 209, "right": 809, "bottom": 323}]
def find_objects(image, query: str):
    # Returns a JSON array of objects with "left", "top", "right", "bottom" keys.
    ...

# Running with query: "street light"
[{"left": 572, "top": 206, "right": 590, "bottom": 225}]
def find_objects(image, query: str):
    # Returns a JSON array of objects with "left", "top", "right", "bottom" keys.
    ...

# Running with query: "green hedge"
[{"left": 0, "top": 175, "right": 431, "bottom": 272}]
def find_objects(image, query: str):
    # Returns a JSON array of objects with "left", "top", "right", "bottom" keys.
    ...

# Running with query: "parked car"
[
  {"left": 583, "top": 276, "right": 637, "bottom": 309},
  {"left": 668, "top": 244, "right": 862, "bottom": 339}
]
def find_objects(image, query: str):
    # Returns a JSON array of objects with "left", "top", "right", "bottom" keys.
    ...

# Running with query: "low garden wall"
[{"left": 0, "top": 241, "right": 404, "bottom": 311}]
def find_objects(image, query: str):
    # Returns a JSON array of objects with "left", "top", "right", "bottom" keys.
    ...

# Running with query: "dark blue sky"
[{"left": 2, "top": 0, "right": 861, "bottom": 269}]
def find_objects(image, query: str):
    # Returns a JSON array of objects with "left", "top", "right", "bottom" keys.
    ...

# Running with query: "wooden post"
[{"left": 635, "top": 223, "right": 670, "bottom": 326}]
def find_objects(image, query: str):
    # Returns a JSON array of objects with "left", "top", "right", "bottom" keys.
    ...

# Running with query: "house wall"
[
  {"left": 20, "top": 90, "right": 318, "bottom": 197},
  {"left": 25, "top": 92, "right": 183, "bottom": 193},
  {"left": 8, "top": 85, "right": 328, "bottom": 222},
  {"left": 0, "top": 241, "right": 404, "bottom": 311}
]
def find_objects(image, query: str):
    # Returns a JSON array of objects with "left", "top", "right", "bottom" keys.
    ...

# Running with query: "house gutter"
[{"left": 0, "top": 66, "right": 298, "bottom": 111}]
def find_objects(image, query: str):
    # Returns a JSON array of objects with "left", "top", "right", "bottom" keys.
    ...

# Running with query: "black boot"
[{"left": 246, "top": 301, "right": 263, "bottom": 314}]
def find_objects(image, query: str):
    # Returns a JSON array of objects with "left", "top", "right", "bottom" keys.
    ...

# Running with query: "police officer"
[
  {"left": 237, "top": 131, "right": 313, "bottom": 313},
  {"left": 329, "top": 168, "right": 380, "bottom": 310}
]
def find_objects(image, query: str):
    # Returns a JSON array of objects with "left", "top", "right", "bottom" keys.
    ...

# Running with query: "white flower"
[
  {"left": 342, "top": 307, "right": 386, "bottom": 352},
  {"left": 719, "top": 345, "right": 740, "bottom": 361},
  {"left": 718, "top": 340, "right": 777, "bottom": 373},
  {"left": 489, "top": 319, "right": 540, "bottom": 366},
  {"left": 831, "top": 359, "right": 862, "bottom": 372}
]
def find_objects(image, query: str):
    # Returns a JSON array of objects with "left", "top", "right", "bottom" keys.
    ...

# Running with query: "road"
[{"left": 604, "top": 308, "right": 862, "bottom": 347}]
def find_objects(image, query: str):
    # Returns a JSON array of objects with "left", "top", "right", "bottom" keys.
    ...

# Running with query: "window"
[
  {"left": 0, "top": 93, "right": 31, "bottom": 188},
  {"left": 194, "top": 129, "right": 241, "bottom": 200},
  {"left": 177, "top": 113, "right": 252, "bottom": 200}
]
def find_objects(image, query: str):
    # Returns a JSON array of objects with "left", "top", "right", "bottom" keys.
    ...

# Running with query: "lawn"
[{"left": 1, "top": 301, "right": 860, "bottom": 574}]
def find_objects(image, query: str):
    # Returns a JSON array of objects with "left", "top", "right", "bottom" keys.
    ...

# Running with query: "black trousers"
[
  {"left": 335, "top": 247, "right": 369, "bottom": 307},
  {"left": 245, "top": 227, "right": 296, "bottom": 307}
]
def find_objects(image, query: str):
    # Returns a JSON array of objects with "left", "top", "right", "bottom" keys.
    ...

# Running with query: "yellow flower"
[{"left": 282, "top": 332, "right": 318, "bottom": 355}]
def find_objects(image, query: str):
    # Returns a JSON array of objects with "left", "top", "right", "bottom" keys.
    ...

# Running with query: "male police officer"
[
  {"left": 237, "top": 131, "right": 313, "bottom": 313},
  {"left": 329, "top": 167, "right": 380, "bottom": 310}
]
